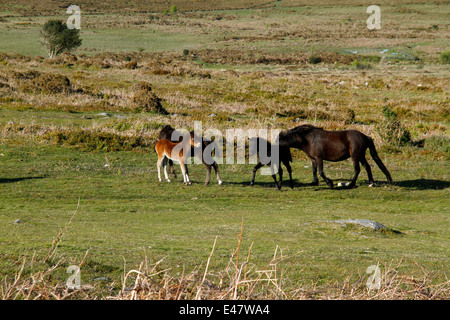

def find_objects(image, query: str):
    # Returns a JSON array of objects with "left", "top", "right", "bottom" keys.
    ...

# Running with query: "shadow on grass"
[
  {"left": 224, "top": 179, "right": 310, "bottom": 189},
  {"left": 221, "top": 178, "right": 450, "bottom": 191},
  {"left": 394, "top": 179, "right": 450, "bottom": 190},
  {"left": 0, "top": 176, "right": 44, "bottom": 184}
]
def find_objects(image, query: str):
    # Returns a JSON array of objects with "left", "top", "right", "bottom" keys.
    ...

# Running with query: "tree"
[{"left": 41, "top": 20, "right": 82, "bottom": 58}]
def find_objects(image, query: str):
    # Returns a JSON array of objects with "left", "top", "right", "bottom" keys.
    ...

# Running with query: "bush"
[
  {"left": 11, "top": 70, "right": 71, "bottom": 94},
  {"left": 424, "top": 135, "right": 449, "bottom": 155},
  {"left": 438, "top": 51, "right": 450, "bottom": 64},
  {"left": 130, "top": 82, "right": 168, "bottom": 114},
  {"left": 376, "top": 106, "right": 412, "bottom": 148},
  {"left": 351, "top": 60, "right": 371, "bottom": 70},
  {"left": 46, "top": 128, "right": 147, "bottom": 152},
  {"left": 308, "top": 55, "right": 322, "bottom": 64}
]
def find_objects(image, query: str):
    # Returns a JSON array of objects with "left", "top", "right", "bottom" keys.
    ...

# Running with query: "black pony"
[
  {"left": 279, "top": 125, "right": 392, "bottom": 188},
  {"left": 249, "top": 136, "right": 294, "bottom": 190}
]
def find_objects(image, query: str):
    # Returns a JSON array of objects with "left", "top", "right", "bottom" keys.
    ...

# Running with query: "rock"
[
  {"left": 14, "top": 219, "right": 24, "bottom": 224},
  {"left": 93, "top": 277, "right": 111, "bottom": 282},
  {"left": 326, "top": 219, "right": 388, "bottom": 231}
]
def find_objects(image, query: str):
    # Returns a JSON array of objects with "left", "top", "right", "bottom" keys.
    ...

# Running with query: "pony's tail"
[{"left": 368, "top": 137, "right": 393, "bottom": 184}]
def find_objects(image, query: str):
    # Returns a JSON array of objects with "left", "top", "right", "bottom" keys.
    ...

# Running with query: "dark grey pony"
[{"left": 279, "top": 124, "right": 392, "bottom": 188}]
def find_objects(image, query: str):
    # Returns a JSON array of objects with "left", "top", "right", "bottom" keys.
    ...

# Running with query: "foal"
[
  {"left": 158, "top": 125, "right": 222, "bottom": 185},
  {"left": 155, "top": 133, "right": 199, "bottom": 185},
  {"left": 249, "top": 137, "right": 294, "bottom": 190}
]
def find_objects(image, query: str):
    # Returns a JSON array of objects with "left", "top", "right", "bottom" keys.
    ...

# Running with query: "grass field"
[{"left": 0, "top": 0, "right": 448, "bottom": 299}]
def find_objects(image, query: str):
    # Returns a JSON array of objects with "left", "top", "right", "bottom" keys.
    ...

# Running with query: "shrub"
[
  {"left": 130, "top": 82, "right": 168, "bottom": 114},
  {"left": 424, "top": 135, "right": 449, "bottom": 155},
  {"left": 438, "top": 51, "right": 450, "bottom": 64},
  {"left": 308, "top": 55, "right": 322, "bottom": 64},
  {"left": 12, "top": 70, "right": 71, "bottom": 94},
  {"left": 46, "top": 128, "right": 147, "bottom": 152},
  {"left": 169, "top": 5, "right": 177, "bottom": 14},
  {"left": 351, "top": 60, "right": 371, "bottom": 70},
  {"left": 376, "top": 106, "right": 412, "bottom": 148}
]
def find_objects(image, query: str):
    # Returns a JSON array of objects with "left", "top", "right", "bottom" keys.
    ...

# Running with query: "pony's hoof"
[
  {"left": 166, "top": 179, "right": 171, "bottom": 183},
  {"left": 218, "top": 180, "right": 223, "bottom": 185},
  {"left": 337, "top": 182, "right": 350, "bottom": 187},
  {"left": 310, "top": 181, "right": 319, "bottom": 186}
]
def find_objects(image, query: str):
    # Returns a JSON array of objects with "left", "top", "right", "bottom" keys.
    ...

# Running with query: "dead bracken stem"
[
  {"left": 44, "top": 198, "right": 81, "bottom": 264},
  {"left": 195, "top": 236, "right": 218, "bottom": 300}
]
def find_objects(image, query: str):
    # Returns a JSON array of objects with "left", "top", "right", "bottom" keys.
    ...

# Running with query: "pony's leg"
[
  {"left": 317, "top": 158, "right": 333, "bottom": 188},
  {"left": 310, "top": 159, "right": 319, "bottom": 186},
  {"left": 157, "top": 156, "right": 162, "bottom": 182},
  {"left": 185, "top": 164, "right": 191, "bottom": 185},
  {"left": 348, "top": 157, "right": 361, "bottom": 188},
  {"left": 169, "top": 159, "right": 177, "bottom": 178},
  {"left": 203, "top": 162, "right": 212, "bottom": 186},
  {"left": 284, "top": 161, "right": 294, "bottom": 189},
  {"left": 360, "top": 157, "right": 375, "bottom": 185},
  {"left": 277, "top": 164, "right": 283, "bottom": 189},
  {"left": 179, "top": 162, "right": 188, "bottom": 185},
  {"left": 251, "top": 162, "right": 264, "bottom": 186},
  {"left": 214, "top": 162, "right": 223, "bottom": 185},
  {"left": 163, "top": 157, "right": 171, "bottom": 182},
  {"left": 270, "top": 163, "right": 280, "bottom": 190}
]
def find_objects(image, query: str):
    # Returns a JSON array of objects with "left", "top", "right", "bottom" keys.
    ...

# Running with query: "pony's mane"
[
  {"left": 290, "top": 124, "right": 322, "bottom": 134},
  {"left": 159, "top": 125, "right": 175, "bottom": 139},
  {"left": 279, "top": 124, "right": 322, "bottom": 146}
]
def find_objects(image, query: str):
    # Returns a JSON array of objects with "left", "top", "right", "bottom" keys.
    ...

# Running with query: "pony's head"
[{"left": 190, "top": 132, "right": 202, "bottom": 148}]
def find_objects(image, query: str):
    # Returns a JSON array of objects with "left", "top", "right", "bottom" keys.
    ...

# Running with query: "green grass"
[{"left": 0, "top": 138, "right": 448, "bottom": 292}]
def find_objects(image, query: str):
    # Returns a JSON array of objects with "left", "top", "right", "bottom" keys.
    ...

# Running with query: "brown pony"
[
  {"left": 279, "top": 124, "right": 392, "bottom": 188},
  {"left": 158, "top": 125, "right": 222, "bottom": 185},
  {"left": 155, "top": 133, "right": 199, "bottom": 185}
]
